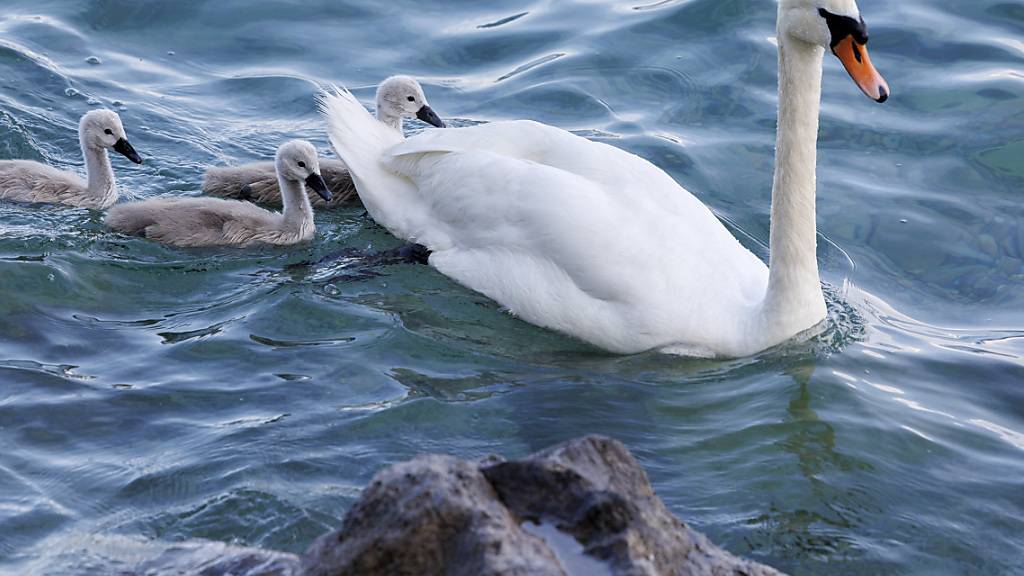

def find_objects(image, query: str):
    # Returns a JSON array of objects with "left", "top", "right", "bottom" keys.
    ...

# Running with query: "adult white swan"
[{"left": 320, "top": 0, "right": 889, "bottom": 358}]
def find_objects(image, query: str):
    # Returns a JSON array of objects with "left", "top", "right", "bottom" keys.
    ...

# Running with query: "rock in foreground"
[
  {"left": 302, "top": 435, "right": 784, "bottom": 576},
  {"left": 302, "top": 454, "right": 563, "bottom": 576}
]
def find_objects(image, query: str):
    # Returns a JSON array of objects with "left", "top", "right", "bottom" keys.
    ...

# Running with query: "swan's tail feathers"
[{"left": 318, "top": 85, "right": 403, "bottom": 189}]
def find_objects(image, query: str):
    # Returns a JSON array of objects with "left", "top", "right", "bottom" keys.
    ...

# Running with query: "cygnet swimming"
[
  {"left": 201, "top": 75, "right": 444, "bottom": 209},
  {"left": 0, "top": 109, "right": 142, "bottom": 209},
  {"left": 105, "top": 140, "right": 330, "bottom": 248}
]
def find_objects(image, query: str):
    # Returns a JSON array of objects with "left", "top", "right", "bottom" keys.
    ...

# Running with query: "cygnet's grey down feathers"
[
  {"left": 0, "top": 109, "right": 142, "bottom": 209},
  {"left": 202, "top": 159, "right": 355, "bottom": 208},
  {"left": 106, "top": 140, "right": 330, "bottom": 248},
  {"left": 199, "top": 76, "right": 444, "bottom": 210},
  {"left": 105, "top": 196, "right": 314, "bottom": 247},
  {"left": 0, "top": 161, "right": 95, "bottom": 206}
]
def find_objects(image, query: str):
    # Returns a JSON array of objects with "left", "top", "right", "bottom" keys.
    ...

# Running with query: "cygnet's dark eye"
[
  {"left": 297, "top": 161, "right": 306, "bottom": 168},
  {"left": 407, "top": 96, "right": 416, "bottom": 102},
  {"left": 104, "top": 129, "right": 113, "bottom": 135}
]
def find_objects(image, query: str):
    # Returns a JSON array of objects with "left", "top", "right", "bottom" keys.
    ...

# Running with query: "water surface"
[{"left": 1, "top": 0, "right": 1023, "bottom": 574}]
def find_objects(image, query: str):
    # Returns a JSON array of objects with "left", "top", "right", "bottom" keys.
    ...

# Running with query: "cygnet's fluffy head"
[
  {"left": 80, "top": 109, "right": 143, "bottom": 164},
  {"left": 275, "top": 140, "right": 331, "bottom": 201},
  {"left": 375, "top": 75, "right": 445, "bottom": 128},
  {"left": 778, "top": 0, "right": 889, "bottom": 102}
]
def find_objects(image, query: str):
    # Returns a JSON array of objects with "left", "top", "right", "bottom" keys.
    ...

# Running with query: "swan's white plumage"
[{"left": 322, "top": 90, "right": 769, "bottom": 356}]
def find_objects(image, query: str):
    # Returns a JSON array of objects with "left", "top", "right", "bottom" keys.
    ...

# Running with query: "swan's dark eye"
[
  {"left": 297, "top": 161, "right": 306, "bottom": 168},
  {"left": 104, "top": 129, "right": 113, "bottom": 135},
  {"left": 407, "top": 96, "right": 415, "bottom": 102}
]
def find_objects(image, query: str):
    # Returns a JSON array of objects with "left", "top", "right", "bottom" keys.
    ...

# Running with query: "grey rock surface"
[
  {"left": 301, "top": 435, "right": 784, "bottom": 576},
  {"left": 482, "top": 435, "right": 783, "bottom": 576},
  {"left": 301, "top": 454, "right": 565, "bottom": 576}
]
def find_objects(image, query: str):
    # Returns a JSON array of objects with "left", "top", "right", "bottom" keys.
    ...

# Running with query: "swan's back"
[
  {"left": 105, "top": 197, "right": 296, "bottom": 247},
  {"left": 203, "top": 159, "right": 356, "bottom": 208},
  {"left": 383, "top": 121, "right": 770, "bottom": 355},
  {"left": 390, "top": 121, "right": 667, "bottom": 197},
  {"left": 0, "top": 160, "right": 94, "bottom": 207}
]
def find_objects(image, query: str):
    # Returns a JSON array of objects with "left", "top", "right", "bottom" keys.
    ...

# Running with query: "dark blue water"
[{"left": 1, "top": 0, "right": 1022, "bottom": 574}]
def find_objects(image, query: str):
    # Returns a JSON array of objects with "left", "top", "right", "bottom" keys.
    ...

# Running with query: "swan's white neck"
[
  {"left": 279, "top": 177, "right": 314, "bottom": 236},
  {"left": 759, "top": 34, "right": 827, "bottom": 336},
  {"left": 80, "top": 137, "right": 117, "bottom": 204}
]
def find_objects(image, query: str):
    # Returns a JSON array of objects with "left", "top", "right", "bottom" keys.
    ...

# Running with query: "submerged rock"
[{"left": 302, "top": 435, "right": 784, "bottom": 576}]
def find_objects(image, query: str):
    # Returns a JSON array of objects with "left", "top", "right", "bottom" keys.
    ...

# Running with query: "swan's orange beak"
[{"left": 832, "top": 36, "right": 889, "bottom": 103}]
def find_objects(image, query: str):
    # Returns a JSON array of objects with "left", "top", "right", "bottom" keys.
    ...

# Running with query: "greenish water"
[{"left": 1, "top": 0, "right": 1022, "bottom": 574}]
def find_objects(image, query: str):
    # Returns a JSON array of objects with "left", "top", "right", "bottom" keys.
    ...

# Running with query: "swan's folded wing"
[
  {"left": 396, "top": 146, "right": 644, "bottom": 296},
  {"left": 398, "top": 145, "right": 765, "bottom": 312},
  {"left": 411, "top": 148, "right": 664, "bottom": 353},
  {"left": 384, "top": 140, "right": 770, "bottom": 351}
]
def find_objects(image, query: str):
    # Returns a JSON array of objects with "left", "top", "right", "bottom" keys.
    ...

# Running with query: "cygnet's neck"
[
  {"left": 376, "top": 106, "right": 404, "bottom": 131},
  {"left": 279, "top": 176, "right": 315, "bottom": 237},
  {"left": 80, "top": 136, "right": 117, "bottom": 204}
]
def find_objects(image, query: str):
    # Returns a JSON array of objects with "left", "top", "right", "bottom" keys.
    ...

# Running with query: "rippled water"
[{"left": 1, "top": 0, "right": 1022, "bottom": 574}]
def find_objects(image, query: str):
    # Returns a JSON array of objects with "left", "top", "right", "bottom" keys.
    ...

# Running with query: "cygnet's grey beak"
[
  {"left": 416, "top": 105, "right": 445, "bottom": 128},
  {"left": 114, "top": 138, "right": 143, "bottom": 164},
  {"left": 305, "top": 173, "right": 332, "bottom": 202}
]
